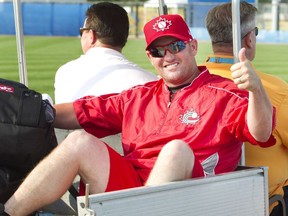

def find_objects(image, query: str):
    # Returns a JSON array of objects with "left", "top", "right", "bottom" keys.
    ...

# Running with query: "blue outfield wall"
[
  {"left": 0, "top": 2, "right": 14, "bottom": 34},
  {"left": 0, "top": 0, "right": 255, "bottom": 36},
  {"left": 0, "top": 2, "right": 90, "bottom": 36}
]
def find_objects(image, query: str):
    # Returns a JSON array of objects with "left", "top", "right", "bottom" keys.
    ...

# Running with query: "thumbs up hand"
[{"left": 230, "top": 48, "right": 261, "bottom": 92}]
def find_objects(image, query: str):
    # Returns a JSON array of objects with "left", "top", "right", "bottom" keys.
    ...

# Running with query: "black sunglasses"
[
  {"left": 148, "top": 40, "right": 189, "bottom": 58},
  {"left": 79, "top": 27, "right": 95, "bottom": 37},
  {"left": 242, "top": 27, "right": 259, "bottom": 39}
]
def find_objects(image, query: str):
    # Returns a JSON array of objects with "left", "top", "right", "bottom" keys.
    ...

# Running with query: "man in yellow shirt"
[{"left": 202, "top": 2, "right": 288, "bottom": 215}]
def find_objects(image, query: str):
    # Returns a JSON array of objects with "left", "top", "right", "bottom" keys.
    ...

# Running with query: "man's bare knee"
[
  {"left": 159, "top": 139, "right": 195, "bottom": 173},
  {"left": 147, "top": 140, "right": 195, "bottom": 185},
  {"left": 161, "top": 139, "right": 194, "bottom": 158},
  {"left": 65, "top": 130, "right": 89, "bottom": 143},
  {"left": 61, "top": 130, "right": 105, "bottom": 158}
]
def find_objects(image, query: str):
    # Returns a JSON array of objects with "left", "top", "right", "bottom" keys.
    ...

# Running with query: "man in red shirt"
[{"left": 2, "top": 14, "right": 275, "bottom": 215}]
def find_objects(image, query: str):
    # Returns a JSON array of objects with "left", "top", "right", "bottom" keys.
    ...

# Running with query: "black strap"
[
  {"left": 269, "top": 194, "right": 286, "bottom": 216},
  {"left": 19, "top": 90, "right": 42, "bottom": 126},
  {"left": 68, "top": 185, "right": 79, "bottom": 200}
]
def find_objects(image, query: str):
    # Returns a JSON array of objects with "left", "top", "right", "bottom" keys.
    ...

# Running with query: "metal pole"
[
  {"left": 13, "top": 0, "right": 28, "bottom": 86},
  {"left": 232, "top": 0, "right": 241, "bottom": 63},
  {"left": 232, "top": 0, "right": 245, "bottom": 166},
  {"left": 158, "top": 0, "right": 168, "bottom": 15},
  {"left": 135, "top": 3, "right": 139, "bottom": 38},
  {"left": 272, "top": 0, "right": 280, "bottom": 31}
]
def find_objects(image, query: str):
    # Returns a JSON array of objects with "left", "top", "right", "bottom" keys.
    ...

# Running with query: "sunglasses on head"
[{"left": 148, "top": 40, "right": 189, "bottom": 58}]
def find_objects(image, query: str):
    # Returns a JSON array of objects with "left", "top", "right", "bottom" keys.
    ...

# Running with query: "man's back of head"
[
  {"left": 85, "top": 2, "right": 129, "bottom": 48},
  {"left": 206, "top": 2, "right": 257, "bottom": 44}
]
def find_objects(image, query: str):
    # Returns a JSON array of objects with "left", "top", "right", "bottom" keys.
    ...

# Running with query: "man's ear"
[
  {"left": 242, "top": 32, "right": 253, "bottom": 49},
  {"left": 146, "top": 51, "right": 151, "bottom": 59},
  {"left": 146, "top": 51, "right": 155, "bottom": 66},
  {"left": 91, "top": 31, "right": 97, "bottom": 45},
  {"left": 189, "top": 39, "right": 198, "bottom": 55}
]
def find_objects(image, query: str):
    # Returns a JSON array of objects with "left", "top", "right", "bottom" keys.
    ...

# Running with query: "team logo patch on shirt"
[
  {"left": 153, "top": 17, "right": 172, "bottom": 32},
  {"left": 180, "top": 109, "right": 200, "bottom": 125}
]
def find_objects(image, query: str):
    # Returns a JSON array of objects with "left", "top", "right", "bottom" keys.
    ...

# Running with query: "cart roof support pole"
[
  {"left": 232, "top": 0, "right": 241, "bottom": 63},
  {"left": 232, "top": 0, "right": 245, "bottom": 166},
  {"left": 158, "top": 0, "right": 167, "bottom": 15},
  {"left": 13, "top": 0, "right": 28, "bottom": 86}
]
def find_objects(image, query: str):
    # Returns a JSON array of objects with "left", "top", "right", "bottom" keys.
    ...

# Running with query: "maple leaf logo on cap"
[{"left": 153, "top": 17, "right": 172, "bottom": 32}]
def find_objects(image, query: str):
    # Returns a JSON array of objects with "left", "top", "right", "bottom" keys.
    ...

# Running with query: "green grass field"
[{"left": 0, "top": 35, "right": 287, "bottom": 102}]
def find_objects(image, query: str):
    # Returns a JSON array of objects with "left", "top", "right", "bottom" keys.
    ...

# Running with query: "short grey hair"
[{"left": 206, "top": 1, "right": 257, "bottom": 44}]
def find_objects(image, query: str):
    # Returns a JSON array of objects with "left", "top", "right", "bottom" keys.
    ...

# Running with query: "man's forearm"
[
  {"left": 54, "top": 103, "right": 81, "bottom": 129},
  {"left": 247, "top": 86, "right": 273, "bottom": 142}
]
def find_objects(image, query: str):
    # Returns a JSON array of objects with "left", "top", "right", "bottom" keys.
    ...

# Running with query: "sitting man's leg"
[
  {"left": 146, "top": 139, "right": 204, "bottom": 186},
  {"left": 4, "top": 130, "right": 139, "bottom": 215}
]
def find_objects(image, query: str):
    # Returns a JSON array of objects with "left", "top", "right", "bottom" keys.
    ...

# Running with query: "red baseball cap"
[{"left": 144, "top": 14, "right": 193, "bottom": 50}]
